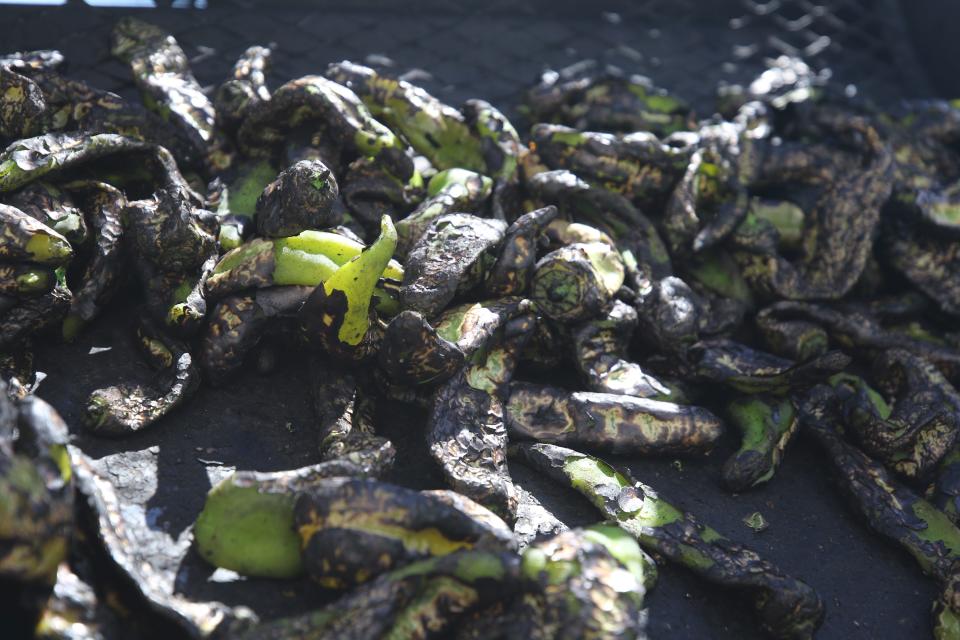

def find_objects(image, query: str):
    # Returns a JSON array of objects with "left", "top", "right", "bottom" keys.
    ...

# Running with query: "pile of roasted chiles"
[{"left": 3, "top": 16, "right": 960, "bottom": 640}]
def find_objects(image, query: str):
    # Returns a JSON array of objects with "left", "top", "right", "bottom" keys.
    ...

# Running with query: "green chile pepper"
[
  {"left": 513, "top": 442, "right": 824, "bottom": 639},
  {"left": 506, "top": 381, "right": 723, "bottom": 456}
]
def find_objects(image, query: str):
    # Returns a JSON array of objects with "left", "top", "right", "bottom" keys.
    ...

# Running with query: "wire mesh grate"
[{"left": 0, "top": 0, "right": 937, "bottom": 124}]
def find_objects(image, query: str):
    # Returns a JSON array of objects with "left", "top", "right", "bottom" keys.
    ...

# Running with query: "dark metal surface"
[
  {"left": 3, "top": 2, "right": 947, "bottom": 638},
  {"left": 0, "top": 1, "right": 938, "bottom": 118},
  {"left": 32, "top": 300, "right": 937, "bottom": 639}
]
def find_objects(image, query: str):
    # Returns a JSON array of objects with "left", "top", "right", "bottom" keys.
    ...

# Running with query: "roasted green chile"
[
  {"left": 215, "top": 45, "right": 272, "bottom": 132},
  {"left": 515, "top": 527, "right": 649, "bottom": 640},
  {"left": 571, "top": 299, "right": 671, "bottom": 399},
  {"left": 84, "top": 317, "right": 199, "bottom": 436},
  {"left": 531, "top": 242, "right": 625, "bottom": 324},
  {"left": 526, "top": 61, "right": 692, "bottom": 135},
  {"left": 233, "top": 550, "right": 521, "bottom": 640},
  {"left": 6, "top": 182, "right": 87, "bottom": 245},
  {"left": 799, "top": 384, "right": 960, "bottom": 634},
  {"left": 401, "top": 214, "right": 506, "bottom": 318},
  {"left": 831, "top": 350, "right": 960, "bottom": 481},
  {"left": 255, "top": 159, "right": 340, "bottom": 237},
  {"left": 0, "top": 382, "right": 73, "bottom": 606},
  {"left": 60, "top": 181, "right": 125, "bottom": 340},
  {"left": 721, "top": 395, "right": 799, "bottom": 492},
  {"left": 506, "top": 381, "right": 722, "bottom": 456},
  {"left": 195, "top": 462, "right": 370, "bottom": 579},
  {"left": 295, "top": 478, "right": 516, "bottom": 588},
  {"left": 530, "top": 123, "right": 695, "bottom": 211},
  {"left": 395, "top": 168, "right": 492, "bottom": 258},
  {"left": 111, "top": 17, "right": 216, "bottom": 167},
  {"left": 515, "top": 443, "right": 824, "bottom": 639},
  {"left": 428, "top": 311, "right": 535, "bottom": 521},
  {"left": 299, "top": 215, "right": 398, "bottom": 361},
  {"left": 485, "top": 206, "right": 558, "bottom": 297}
]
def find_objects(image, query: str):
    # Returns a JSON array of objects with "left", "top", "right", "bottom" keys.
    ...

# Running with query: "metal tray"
[{"left": 2, "top": 1, "right": 947, "bottom": 638}]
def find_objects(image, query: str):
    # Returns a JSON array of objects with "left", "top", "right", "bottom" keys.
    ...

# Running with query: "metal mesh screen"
[{"left": 0, "top": 0, "right": 938, "bottom": 122}]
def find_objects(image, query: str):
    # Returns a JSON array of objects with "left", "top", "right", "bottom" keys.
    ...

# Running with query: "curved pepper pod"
[
  {"left": 295, "top": 478, "right": 516, "bottom": 589},
  {"left": 326, "top": 61, "right": 487, "bottom": 174},
  {"left": 428, "top": 312, "right": 536, "bottom": 522},
  {"left": 517, "top": 528, "right": 648, "bottom": 640},
  {"left": 571, "top": 299, "right": 671, "bottom": 399},
  {"left": 60, "top": 181, "right": 125, "bottom": 341},
  {"left": 460, "top": 98, "right": 522, "bottom": 181},
  {"left": 214, "top": 45, "right": 272, "bottom": 132},
  {"left": 255, "top": 159, "right": 340, "bottom": 237},
  {"left": 663, "top": 121, "right": 751, "bottom": 256},
  {"left": 531, "top": 242, "right": 625, "bottom": 324},
  {"left": 834, "top": 350, "right": 960, "bottom": 481},
  {"left": 525, "top": 62, "right": 692, "bottom": 135},
  {"left": 0, "top": 385, "right": 73, "bottom": 590},
  {"left": 0, "top": 66, "right": 45, "bottom": 141},
  {"left": 6, "top": 182, "right": 88, "bottom": 246},
  {"left": 799, "top": 385, "right": 960, "bottom": 624},
  {"left": 401, "top": 213, "right": 507, "bottom": 317},
  {"left": 0, "top": 133, "right": 199, "bottom": 201},
  {"left": 236, "top": 74, "right": 409, "bottom": 169},
  {"left": 194, "top": 465, "right": 366, "bottom": 580},
  {"left": 513, "top": 442, "right": 824, "bottom": 640},
  {"left": 721, "top": 395, "right": 799, "bottom": 492},
  {"left": 0, "top": 281, "right": 71, "bottom": 350},
  {"left": 378, "top": 310, "right": 465, "bottom": 387},
  {"left": 396, "top": 168, "right": 492, "bottom": 259},
  {"left": 530, "top": 123, "right": 695, "bottom": 211},
  {"left": 232, "top": 549, "right": 521, "bottom": 640},
  {"left": 202, "top": 286, "right": 313, "bottom": 385},
  {"left": 111, "top": 17, "right": 216, "bottom": 165},
  {"left": 506, "top": 381, "right": 722, "bottom": 456},
  {"left": 0, "top": 203, "right": 72, "bottom": 266},
  {"left": 298, "top": 215, "right": 397, "bottom": 361},
  {"left": 84, "top": 317, "right": 199, "bottom": 436},
  {"left": 689, "top": 338, "right": 850, "bottom": 395},
  {"left": 731, "top": 114, "right": 892, "bottom": 300},
  {"left": 484, "top": 206, "right": 558, "bottom": 297}
]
